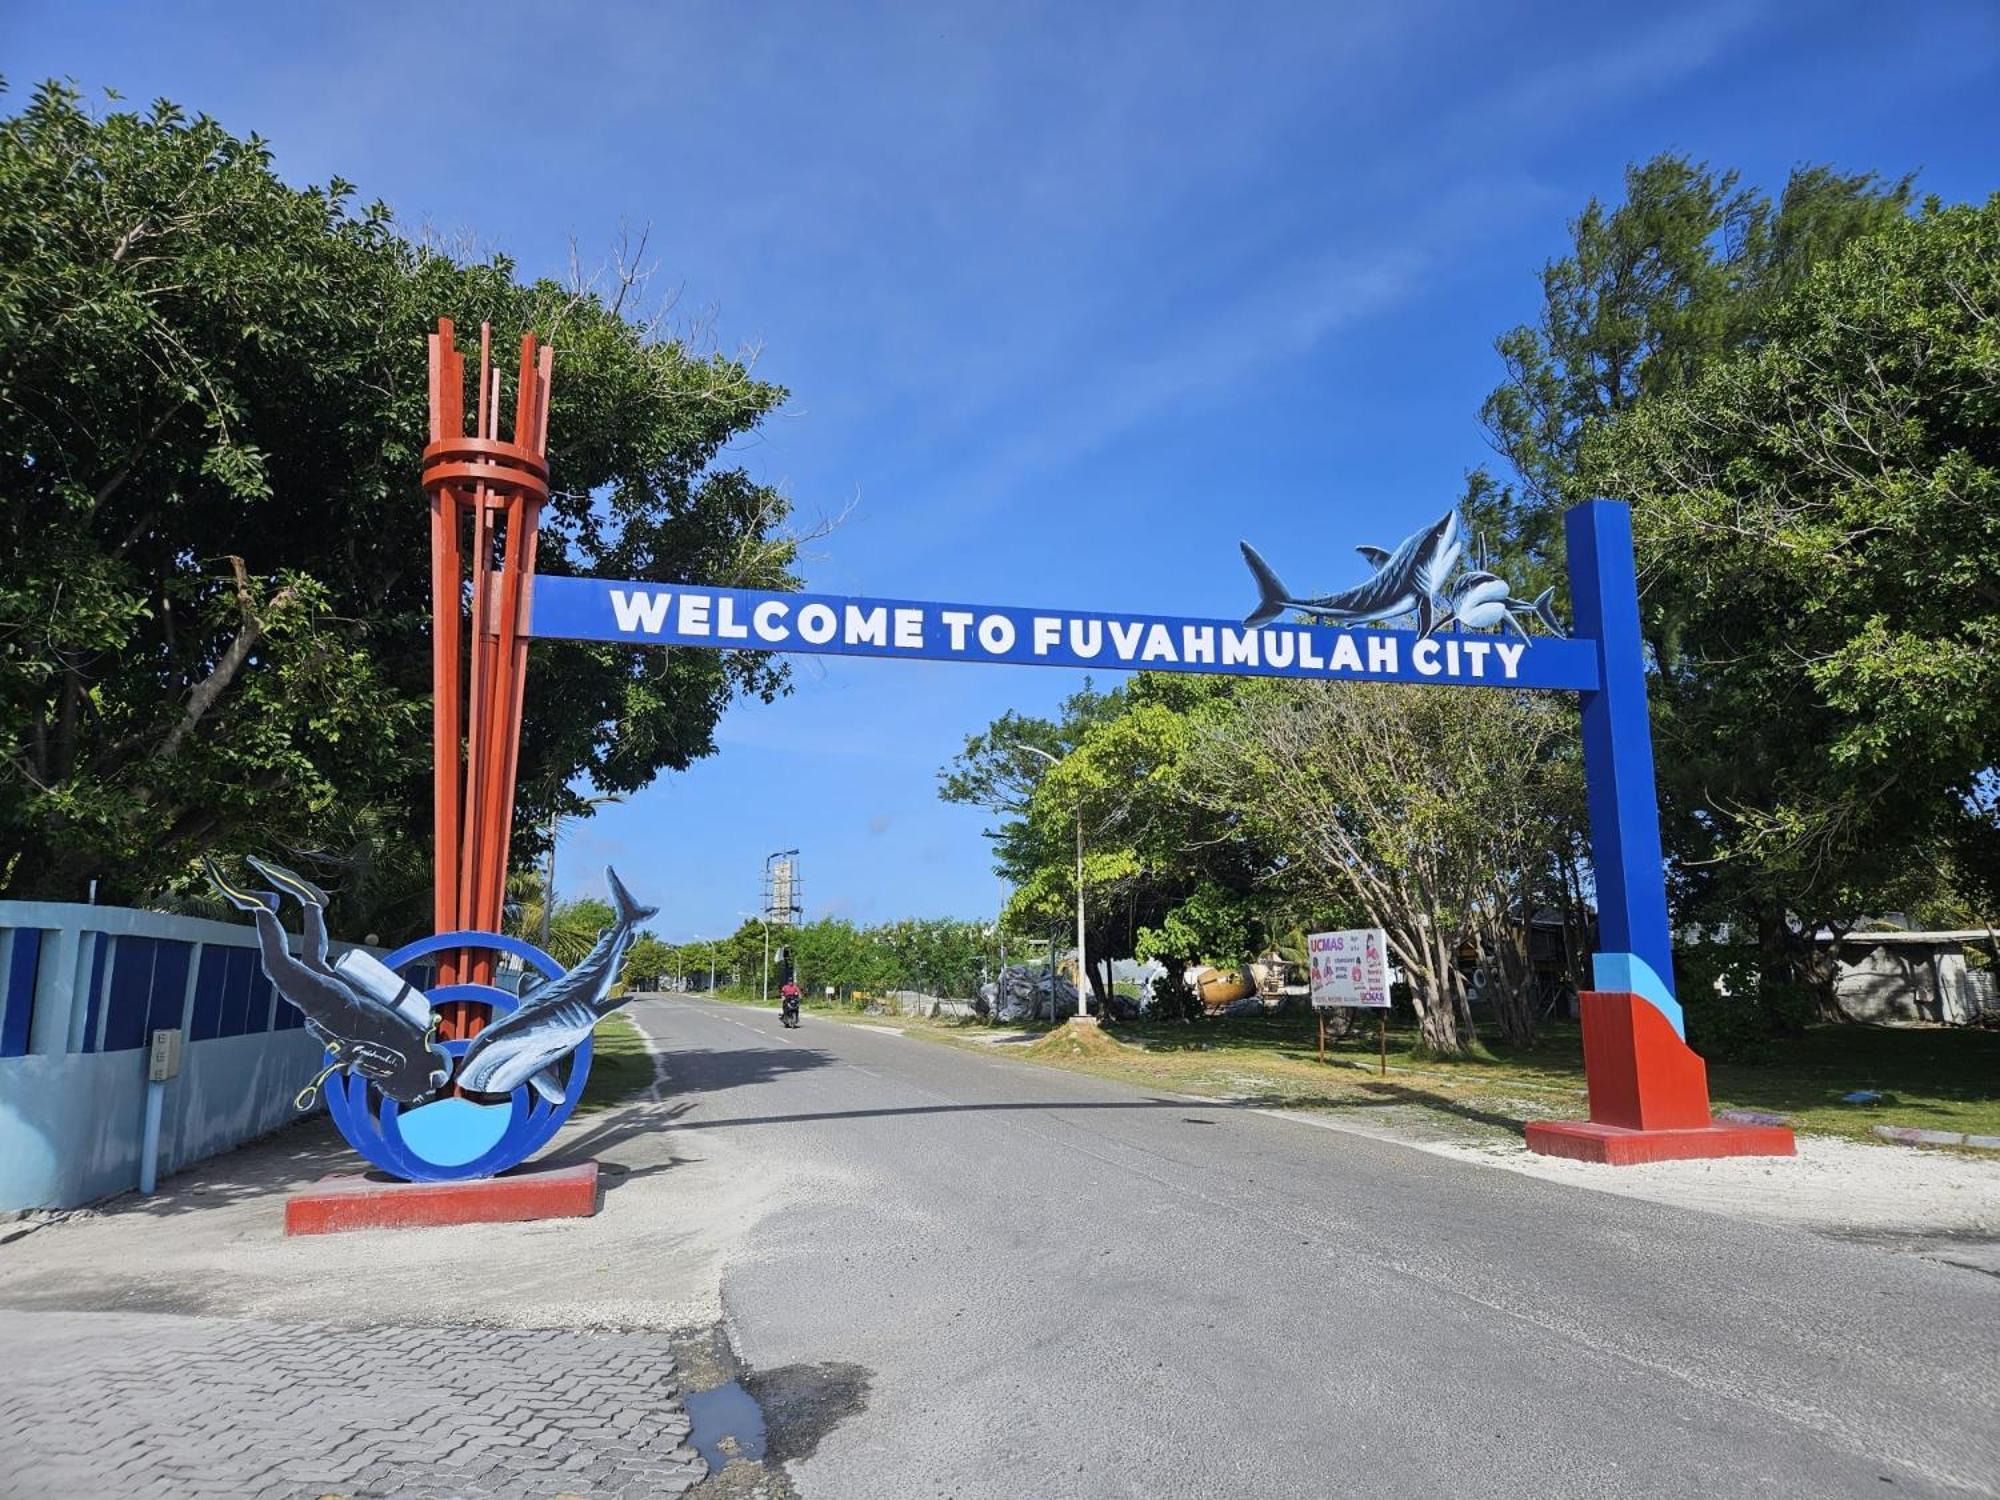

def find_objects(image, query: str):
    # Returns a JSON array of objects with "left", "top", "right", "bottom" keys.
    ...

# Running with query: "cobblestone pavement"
[{"left": 0, "top": 1309, "right": 708, "bottom": 1499}]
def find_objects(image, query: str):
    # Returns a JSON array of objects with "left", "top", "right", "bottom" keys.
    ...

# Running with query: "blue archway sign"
[{"left": 530, "top": 499, "right": 1794, "bottom": 1165}]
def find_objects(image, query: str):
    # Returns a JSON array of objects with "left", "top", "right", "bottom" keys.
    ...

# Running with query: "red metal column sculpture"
[{"left": 423, "top": 319, "right": 553, "bottom": 1023}]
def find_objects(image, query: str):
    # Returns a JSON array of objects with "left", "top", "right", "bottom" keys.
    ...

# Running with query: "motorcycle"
[{"left": 780, "top": 992, "right": 802, "bottom": 1029}]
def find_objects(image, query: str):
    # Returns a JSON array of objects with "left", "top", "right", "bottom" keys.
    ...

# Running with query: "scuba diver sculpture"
[
  {"left": 199, "top": 320, "right": 639, "bottom": 1182},
  {"left": 208, "top": 854, "right": 657, "bottom": 1181}
]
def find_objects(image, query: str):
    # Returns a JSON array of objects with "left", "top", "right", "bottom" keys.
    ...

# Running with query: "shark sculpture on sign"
[{"left": 1239, "top": 511, "right": 1562, "bottom": 640}]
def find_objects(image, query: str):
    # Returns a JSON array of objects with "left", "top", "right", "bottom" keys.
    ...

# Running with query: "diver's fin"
[
  {"left": 246, "top": 856, "right": 328, "bottom": 909},
  {"left": 1354, "top": 545, "right": 1391, "bottom": 567},
  {"left": 204, "top": 856, "right": 275, "bottom": 915},
  {"left": 528, "top": 1066, "right": 566, "bottom": 1104},
  {"left": 604, "top": 866, "right": 660, "bottom": 926},
  {"left": 1239, "top": 542, "right": 1293, "bottom": 628},
  {"left": 1532, "top": 587, "right": 1564, "bottom": 637}
]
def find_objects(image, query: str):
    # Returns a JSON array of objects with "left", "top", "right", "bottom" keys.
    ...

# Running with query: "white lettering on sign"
[
  {"left": 844, "top": 604, "right": 888, "bottom": 647},
  {"left": 798, "top": 603, "right": 838, "bottom": 644},
  {"left": 610, "top": 589, "right": 672, "bottom": 634},
  {"left": 556, "top": 581, "right": 1587, "bottom": 690}
]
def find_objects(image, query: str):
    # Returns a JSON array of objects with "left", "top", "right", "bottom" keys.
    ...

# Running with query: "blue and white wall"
[{"left": 0, "top": 900, "right": 401, "bottom": 1211}]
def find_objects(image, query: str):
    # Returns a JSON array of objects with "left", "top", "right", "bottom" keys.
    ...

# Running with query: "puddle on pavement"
[
  {"left": 675, "top": 1322, "right": 872, "bottom": 1495},
  {"left": 686, "top": 1380, "right": 768, "bottom": 1469}
]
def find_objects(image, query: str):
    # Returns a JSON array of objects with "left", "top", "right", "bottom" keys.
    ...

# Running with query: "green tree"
[
  {"left": 1192, "top": 681, "right": 1584, "bottom": 1053},
  {"left": 0, "top": 82, "right": 801, "bottom": 934},
  {"left": 945, "top": 674, "right": 1271, "bottom": 1009},
  {"left": 620, "top": 931, "right": 673, "bottom": 992},
  {"left": 1588, "top": 196, "right": 2000, "bottom": 1004},
  {"left": 1471, "top": 154, "right": 1913, "bottom": 582}
]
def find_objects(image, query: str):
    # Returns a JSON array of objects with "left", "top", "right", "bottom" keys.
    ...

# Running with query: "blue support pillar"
[{"left": 1564, "top": 499, "right": 1682, "bottom": 1037}]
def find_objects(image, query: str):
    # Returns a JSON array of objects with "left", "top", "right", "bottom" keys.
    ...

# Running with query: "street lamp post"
[
  {"left": 741, "top": 911, "right": 773, "bottom": 1005},
  {"left": 1012, "top": 744, "right": 1093, "bottom": 1025},
  {"left": 541, "top": 792, "right": 625, "bottom": 949}
]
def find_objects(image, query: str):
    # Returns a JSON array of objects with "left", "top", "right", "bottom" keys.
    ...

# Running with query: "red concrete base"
[
  {"left": 1525, "top": 1119, "right": 1796, "bottom": 1165},
  {"left": 284, "top": 1160, "right": 600, "bottom": 1236}
]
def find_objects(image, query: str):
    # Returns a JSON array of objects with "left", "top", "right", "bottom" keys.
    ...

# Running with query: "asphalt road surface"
[{"left": 638, "top": 997, "right": 1997, "bottom": 1500}]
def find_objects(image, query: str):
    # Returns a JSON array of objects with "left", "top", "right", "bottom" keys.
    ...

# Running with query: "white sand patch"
[{"left": 1266, "top": 1107, "right": 2000, "bottom": 1244}]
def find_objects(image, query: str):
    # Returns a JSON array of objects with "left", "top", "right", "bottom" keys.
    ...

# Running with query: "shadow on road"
[
  {"left": 671, "top": 1097, "right": 1225, "bottom": 1131},
  {"left": 651, "top": 1042, "right": 840, "bottom": 1096},
  {"left": 547, "top": 1097, "right": 697, "bottom": 1169}
]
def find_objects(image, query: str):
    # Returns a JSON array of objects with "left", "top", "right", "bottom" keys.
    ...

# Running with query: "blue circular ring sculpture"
[{"left": 321, "top": 930, "right": 594, "bottom": 1183}]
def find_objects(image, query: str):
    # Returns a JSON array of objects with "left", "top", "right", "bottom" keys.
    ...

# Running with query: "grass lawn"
[
  {"left": 575, "top": 1011, "right": 656, "bottom": 1115},
  {"left": 679, "top": 984, "right": 2000, "bottom": 1144},
  {"left": 893, "top": 1009, "right": 2000, "bottom": 1146}
]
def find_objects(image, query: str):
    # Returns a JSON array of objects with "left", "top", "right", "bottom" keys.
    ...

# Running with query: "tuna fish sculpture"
[
  {"left": 206, "top": 856, "right": 453, "bottom": 1108},
  {"left": 455, "top": 867, "right": 659, "bottom": 1103}
]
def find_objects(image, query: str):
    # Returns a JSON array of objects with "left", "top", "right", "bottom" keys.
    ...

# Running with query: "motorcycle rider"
[{"left": 780, "top": 978, "right": 802, "bottom": 1026}]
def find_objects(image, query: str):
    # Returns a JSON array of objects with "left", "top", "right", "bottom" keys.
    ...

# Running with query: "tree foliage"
[
  {"left": 1191, "top": 681, "right": 1586, "bottom": 1052},
  {"left": 942, "top": 674, "right": 1270, "bottom": 1004},
  {"left": 0, "top": 82, "right": 800, "bottom": 936},
  {"left": 1472, "top": 154, "right": 1913, "bottom": 578},
  {"left": 1590, "top": 194, "right": 2000, "bottom": 957}
]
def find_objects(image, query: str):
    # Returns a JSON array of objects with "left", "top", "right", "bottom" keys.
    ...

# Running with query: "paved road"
[{"left": 643, "top": 998, "right": 1998, "bottom": 1500}]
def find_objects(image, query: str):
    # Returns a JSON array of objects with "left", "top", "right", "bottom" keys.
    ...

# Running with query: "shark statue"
[
  {"left": 1442, "top": 569, "right": 1562, "bottom": 640},
  {"left": 454, "top": 867, "right": 659, "bottom": 1103},
  {"left": 1239, "top": 510, "right": 1462, "bottom": 637}
]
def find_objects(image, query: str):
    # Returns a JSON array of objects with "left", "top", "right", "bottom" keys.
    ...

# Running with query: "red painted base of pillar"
[
  {"left": 1524, "top": 1119, "right": 1796, "bottom": 1165},
  {"left": 1524, "top": 990, "right": 1795, "bottom": 1165},
  {"left": 284, "top": 1160, "right": 599, "bottom": 1236}
]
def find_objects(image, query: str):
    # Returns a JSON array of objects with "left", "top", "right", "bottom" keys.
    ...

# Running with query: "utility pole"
[
  {"left": 1011, "top": 744, "right": 1093, "bottom": 1024},
  {"left": 742, "top": 911, "right": 773, "bottom": 1004}
]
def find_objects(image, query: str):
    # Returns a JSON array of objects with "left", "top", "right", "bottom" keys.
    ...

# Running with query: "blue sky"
[{"left": 8, "top": 1, "right": 1997, "bottom": 941}]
